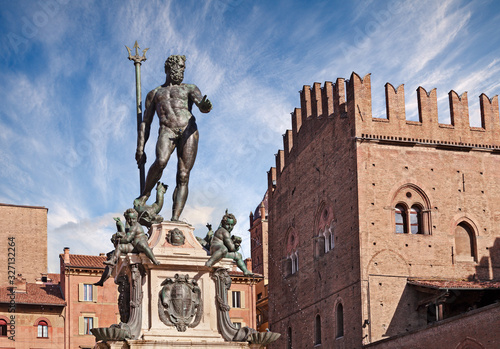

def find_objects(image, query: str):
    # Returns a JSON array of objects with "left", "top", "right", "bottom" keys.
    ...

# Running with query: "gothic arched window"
[
  {"left": 395, "top": 204, "right": 407, "bottom": 234},
  {"left": 336, "top": 303, "right": 344, "bottom": 338},
  {"left": 392, "top": 185, "right": 431, "bottom": 235},
  {"left": 37, "top": 320, "right": 48, "bottom": 338},
  {"left": 455, "top": 222, "right": 476, "bottom": 262},
  {"left": 410, "top": 205, "right": 421, "bottom": 234},
  {"left": 315, "top": 314, "right": 322, "bottom": 345}
]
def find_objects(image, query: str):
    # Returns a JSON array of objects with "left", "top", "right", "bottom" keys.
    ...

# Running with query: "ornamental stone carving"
[
  {"left": 158, "top": 274, "right": 202, "bottom": 331},
  {"left": 166, "top": 228, "right": 186, "bottom": 246}
]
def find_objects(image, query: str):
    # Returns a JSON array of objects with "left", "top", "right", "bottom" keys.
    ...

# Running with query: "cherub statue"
[
  {"left": 95, "top": 204, "right": 162, "bottom": 287},
  {"left": 205, "top": 210, "right": 253, "bottom": 276},
  {"left": 104, "top": 208, "right": 160, "bottom": 266}
]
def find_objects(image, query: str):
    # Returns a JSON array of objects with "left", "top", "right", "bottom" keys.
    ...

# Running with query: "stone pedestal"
[
  {"left": 94, "top": 221, "right": 279, "bottom": 349},
  {"left": 106, "top": 221, "right": 248, "bottom": 348}
]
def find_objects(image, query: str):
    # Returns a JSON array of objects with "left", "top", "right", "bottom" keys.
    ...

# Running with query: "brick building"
[
  {"left": 0, "top": 203, "right": 48, "bottom": 286},
  {"left": 60, "top": 248, "right": 119, "bottom": 349},
  {"left": 227, "top": 262, "right": 262, "bottom": 330},
  {"left": 264, "top": 73, "right": 500, "bottom": 348},
  {"left": 0, "top": 273, "right": 65, "bottom": 348},
  {"left": 249, "top": 191, "right": 270, "bottom": 332}
]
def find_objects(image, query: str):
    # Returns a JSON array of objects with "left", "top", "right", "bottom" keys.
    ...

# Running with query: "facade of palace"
[{"left": 263, "top": 74, "right": 500, "bottom": 348}]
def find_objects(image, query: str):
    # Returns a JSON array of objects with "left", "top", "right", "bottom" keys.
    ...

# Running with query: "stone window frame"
[
  {"left": 78, "top": 314, "right": 98, "bottom": 335},
  {"left": 283, "top": 228, "right": 299, "bottom": 277},
  {"left": 453, "top": 218, "right": 478, "bottom": 263},
  {"left": 314, "top": 313, "right": 322, "bottom": 345},
  {"left": 37, "top": 321, "right": 48, "bottom": 338},
  {"left": 34, "top": 317, "right": 51, "bottom": 338},
  {"left": 392, "top": 184, "right": 432, "bottom": 235},
  {"left": 335, "top": 301, "right": 344, "bottom": 339},
  {"left": 325, "top": 222, "right": 335, "bottom": 253},
  {"left": 78, "top": 283, "right": 98, "bottom": 302},
  {"left": 290, "top": 251, "right": 299, "bottom": 274},
  {"left": 232, "top": 290, "right": 241, "bottom": 308},
  {"left": 313, "top": 202, "right": 336, "bottom": 258}
]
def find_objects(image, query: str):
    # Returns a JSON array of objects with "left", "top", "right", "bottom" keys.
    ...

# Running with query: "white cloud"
[
  {"left": 181, "top": 205, "right": 216, "bottom": 227},
  {"left": 2, "top": 0, "right": 500, "bottom": 274},
  {"left": 48, "top": 211, "right": 118, "bottom": 272}
]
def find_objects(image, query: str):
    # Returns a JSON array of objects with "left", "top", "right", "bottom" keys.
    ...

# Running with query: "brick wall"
[
  {"left": 364, "top": 302, "right": 500, "bottom": 349},
  {"left": 267, "top": 80, "right": 362, "bottom": 348},
  {"left": 0, "top": 204, "right": 48, "bottom": 285},
  {"left": 0, "top": 304, "right": 64, "bottom": 349},
  {"left": 265, "top": 73, "right": 500, "bottom": 348}
]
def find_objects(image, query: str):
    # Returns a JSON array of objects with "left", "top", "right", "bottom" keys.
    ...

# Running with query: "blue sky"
[{"left": 1, "top": 0, "right": 500, "bottom": 273}]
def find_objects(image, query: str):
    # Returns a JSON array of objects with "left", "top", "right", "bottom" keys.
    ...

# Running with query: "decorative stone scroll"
[
  {"left": 211, "top": 268, "right": 255, "bottom": 342},
  {"left": 91, "top": 256, "right": 145, "bottom": 341}
]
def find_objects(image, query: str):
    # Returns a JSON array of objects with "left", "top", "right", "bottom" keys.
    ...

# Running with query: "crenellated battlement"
[{"left": 268, "top": 72, "right": 500, "bottom": 194}]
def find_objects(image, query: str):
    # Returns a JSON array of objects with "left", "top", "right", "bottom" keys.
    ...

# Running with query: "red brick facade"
[
  {"left": 265, "top": 74, "right": 500, "bottom": 348},
  {"left": 0, "top": 274, "right": 65, "bottom": 348},
  {"left": 250, "top": 192, "right": 270, "bottom": 332},
  {"left": 60, "top": 249, "right": 119, "bottom": 349},
  {"left": 228, "top": 263, "right": 262, "bottom": 330},
  {"left": 0, "top": 203, "right": 48, "bottom": 285}
]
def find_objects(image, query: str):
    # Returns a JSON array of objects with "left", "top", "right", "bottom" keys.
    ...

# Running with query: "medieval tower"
[{"left": 265, "top": 73, "right": 500, "bottom": 348}]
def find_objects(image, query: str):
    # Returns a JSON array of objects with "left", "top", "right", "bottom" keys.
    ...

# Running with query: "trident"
[{"left": 126, "top": 41, "right": 149, "bottom": 195}]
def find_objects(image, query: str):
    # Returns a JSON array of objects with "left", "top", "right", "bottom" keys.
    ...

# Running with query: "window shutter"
[
  {"left": 92, "top": 285, "right": 98, "bottom": 303},
  {"left": 78, "top": 284, "right": 84, "bottom": 302},
  {"left": 241, "top": 291, "right": 245, "bottom": 308},
  {"left": 78, "top": 316, "right": 84, "bottom": 335},
  {"left": 94, "top": 317, "right": 99, "bottom": 329},
  {"left": 228, "top": 290, "right": 232, "bottom": 307}
]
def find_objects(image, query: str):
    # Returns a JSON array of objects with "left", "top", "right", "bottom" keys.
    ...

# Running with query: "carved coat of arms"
[{"left": 158, "top": 274, "right": 203, "bottom": 331}]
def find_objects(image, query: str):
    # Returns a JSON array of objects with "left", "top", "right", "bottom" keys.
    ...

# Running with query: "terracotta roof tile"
[
  {"left": 228, "top": 270, "right": 264, "bottom": 279},
  {"left": 408, "top": 278, "right": 500, "bottom": 290},
  {"left": 0, "top": 283, "right": 65, "bottom": 305},
  {"left": 47, "top": 273, "right": 60, "bottom": 284},
  {"left": 60, "top": 254, "right": 106, "bottom": 269}
]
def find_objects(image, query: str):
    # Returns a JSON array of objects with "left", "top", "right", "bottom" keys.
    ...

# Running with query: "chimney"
[
  {"left": 63, "top": 247, "right": 70, "bottom": 264},
  {"left": 14, "top": 274, "right": 27, "bottom": 293},
  {"left": 260, "top": 203, "right": 266, "bottom": 220},
  {"left": 36, "top": 273, "right": 49, "bottom": 284},
  {"left": 245, "top": 258, "right": 252, "bottom": 273},
  {"left": 99, "top": 252, "right": 105, "bottom": 257}
]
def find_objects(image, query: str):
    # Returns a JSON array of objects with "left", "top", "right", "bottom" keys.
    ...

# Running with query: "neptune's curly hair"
[{"left": 164, "top": 55, "right": 186, "bottom": 70}]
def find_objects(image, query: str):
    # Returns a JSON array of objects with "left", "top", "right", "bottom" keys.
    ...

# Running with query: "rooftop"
[
  {"left": 253, "top": 190, "right": 268, "bottom": 220},
  {"left": 0, "top": 283, "right": 65, "bottom": 306},
  {"left": 46, "top": 273, "right": 60, "bottom": 284},
  {"left": 0, "top": 202, "right": 47, "bottom": 210},
  {"left": 408, "top": 278, "right": 500, "bottom": 290},
  {"left": 60, "top": 253, "right": 106, "bottom": 269}
]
